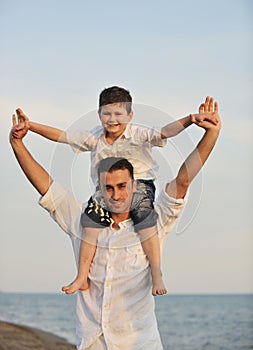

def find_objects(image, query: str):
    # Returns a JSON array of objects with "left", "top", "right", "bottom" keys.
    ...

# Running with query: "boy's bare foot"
[
  {"left": 62, "top": 278, "right": 89, "bottom": 294},
  {"left": 152, "top": 275, "right": 167, "bottom": 296}
]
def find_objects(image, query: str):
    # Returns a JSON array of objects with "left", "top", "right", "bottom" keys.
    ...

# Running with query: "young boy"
[{"left": 16, "top": 87, "right": 218, "bottom": 296}]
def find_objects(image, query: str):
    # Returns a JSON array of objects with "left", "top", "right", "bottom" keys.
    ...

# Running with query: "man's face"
[
  {"left": 99, "top": 103, "right": 133, "bottom": 138},
  {"left": 100, "top": 168, "right": 136, "bottom": 216}
]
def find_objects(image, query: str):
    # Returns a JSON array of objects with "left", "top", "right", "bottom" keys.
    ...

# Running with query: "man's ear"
[{"left": 133, "top": 179, "right": 137, "bottom": 193}]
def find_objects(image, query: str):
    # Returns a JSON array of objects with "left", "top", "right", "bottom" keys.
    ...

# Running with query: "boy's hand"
[
  {"left": 10, "top": 113, "right": 29, "bottom": 141},
  {"left": 191, "top": 96, "right": 221, "bottom": 132}
]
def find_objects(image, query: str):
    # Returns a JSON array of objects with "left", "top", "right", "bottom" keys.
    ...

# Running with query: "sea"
[{"left": 0, "top": 293, "right": 252, "bottom": 349}]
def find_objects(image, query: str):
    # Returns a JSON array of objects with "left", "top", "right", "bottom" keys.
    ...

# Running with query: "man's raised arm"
[
  {"left": 166, "top": 97, "right": 221, "bottom": 199},
  {"left": 10, "top": 115, "right": 52, "bottom": 195}
]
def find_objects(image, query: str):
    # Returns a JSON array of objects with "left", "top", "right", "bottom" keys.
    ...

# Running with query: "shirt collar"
[
  {"left": 102, "top": 123, "right": 132, "bottom": 142},
  {"left": 122, "top": 124, "right": 132, "bottom": 139},
  {"left": 110, "top": 218, "right": 133, "bottom": 230}
]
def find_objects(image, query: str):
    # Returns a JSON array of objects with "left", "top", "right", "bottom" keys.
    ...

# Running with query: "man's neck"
[{"left": 111, "top": 212, "right": 130, "bottom": 229}]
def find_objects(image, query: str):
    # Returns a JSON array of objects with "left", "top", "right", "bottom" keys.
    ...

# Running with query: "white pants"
[{"left": 85, "top": 335, "right": 107, "bottom": 349}]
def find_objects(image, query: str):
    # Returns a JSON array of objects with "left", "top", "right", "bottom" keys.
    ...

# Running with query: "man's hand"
[
  {"left": 16, "top": 108, "right": 29, "bottom": 123},
  {"left": 9, "top": 110, "right": 52, "bottom": 195},
  {"left": 10, "top": 112, "right": 29, "bottom": 142},
  {"left": 190, "top": 96, "right": 221, "bottom": 132}
]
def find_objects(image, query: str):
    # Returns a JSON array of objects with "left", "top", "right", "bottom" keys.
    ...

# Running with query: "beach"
[{"left": 0, "top": 321, "right": 75, "bottom": 350}]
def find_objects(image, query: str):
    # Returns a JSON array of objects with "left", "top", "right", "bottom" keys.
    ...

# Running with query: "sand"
[{"left": 0, "top": 321, "right": 76, "bottom": 350}]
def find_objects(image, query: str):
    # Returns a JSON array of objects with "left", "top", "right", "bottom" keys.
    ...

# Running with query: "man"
[{"left": 10, "top": 97, "right": 221, "bottom": 349}]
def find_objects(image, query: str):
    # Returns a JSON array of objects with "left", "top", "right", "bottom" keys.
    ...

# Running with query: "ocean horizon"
[{"left": 0, "top": 292, "right": 252, "bottom": 349}]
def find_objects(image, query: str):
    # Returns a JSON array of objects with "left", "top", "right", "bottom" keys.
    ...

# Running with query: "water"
[
  {"left": 0, "top": 293, "right": 76, "bottom": 344},
  {"left": 156, "top": 294, "right": 253, "bottom": 350},
  {"left": 0, "top": 293, "right": 252, "bottom": 349}
]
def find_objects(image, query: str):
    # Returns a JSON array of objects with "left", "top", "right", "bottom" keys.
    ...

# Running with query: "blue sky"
[{"left": 1, "top": 0, "right": 252, "bottom": 293}]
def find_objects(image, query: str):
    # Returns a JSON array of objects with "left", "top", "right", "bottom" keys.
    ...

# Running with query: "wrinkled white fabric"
[
  {"left": 67, "top": 123, "right": 166, "bottom": 186},
  {"left": 39, "top": 181, "right": 186, "bottom": 349}
]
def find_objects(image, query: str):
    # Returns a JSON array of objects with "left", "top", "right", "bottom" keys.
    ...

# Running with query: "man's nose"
[{"left": 112, "top": 189, "right": 120, "bottom": 201}]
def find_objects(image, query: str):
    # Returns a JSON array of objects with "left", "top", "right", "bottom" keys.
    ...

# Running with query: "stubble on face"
[{"left": 100, "top": 169, "right": 135, "bottom": 222}]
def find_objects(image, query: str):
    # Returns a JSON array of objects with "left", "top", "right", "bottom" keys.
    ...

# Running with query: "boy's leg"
[
  {"left": 62, "top": 192, "right": 112, "bottom": 294},
  {"left": 131, "top": 180, "right": 167, "bottom": 296},
  {"left": 139, "top": 225, "right": 167, "bottom": 296},
  {"left": 62, "top": 228, "right": 100, "bottom": 294}
]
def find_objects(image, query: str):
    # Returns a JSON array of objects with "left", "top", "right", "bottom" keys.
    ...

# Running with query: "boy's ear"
[{"left": 128, "top": 111, "right": 133, "bottom": 122}]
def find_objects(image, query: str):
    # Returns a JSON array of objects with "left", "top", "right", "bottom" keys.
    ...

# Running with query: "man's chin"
[
  {"left": 109, "top": 207, "right": 124, "bottom": 214},
  {"left": 108, "top": 205, "right": 129, "bottom": 215}
]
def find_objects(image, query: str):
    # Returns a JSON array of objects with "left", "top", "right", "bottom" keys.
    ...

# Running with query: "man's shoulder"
[
  {"left": 154, "top": 187, "right": 187, "bottom": 241},
  {"left": 155, "top": 187, "right": 187, "bottom": 221},
  {"left": 155, "top": 187, "right": 186, "bottom": 209},
  {"left": 39, "top": 181, "right": 83, "bottom": 214}
]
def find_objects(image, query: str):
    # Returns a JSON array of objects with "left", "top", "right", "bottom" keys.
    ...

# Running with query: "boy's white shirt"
[{"left": 66, "top": 123, "right": 166, "bottom": 186}]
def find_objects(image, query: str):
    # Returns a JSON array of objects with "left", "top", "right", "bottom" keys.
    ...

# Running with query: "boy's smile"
[{"left": 99, "top": 103, "right": 133, "bottom": 141}]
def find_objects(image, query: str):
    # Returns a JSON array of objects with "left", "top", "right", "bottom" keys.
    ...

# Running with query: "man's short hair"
[
  {"left": 97, "top": 157, "right": 134, "bottom": 181},
  {"left": 98, "top": 86, "right": 132, "bottom": 114}
]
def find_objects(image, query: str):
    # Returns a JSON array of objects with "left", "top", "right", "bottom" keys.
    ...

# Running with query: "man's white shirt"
[{"left": 39, "top": 182, "right": 186, "bottom": 350}]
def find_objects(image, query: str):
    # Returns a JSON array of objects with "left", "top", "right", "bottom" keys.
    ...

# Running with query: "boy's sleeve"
[
  {"left": 39, "top": 181, "right": 83, "bottom": 239},
  {"left": 66, "top": 129, "right": 99, "bottom": 153},
  {"left": 134, "top": 125, "right": 167, "bottom": 147},
  {"left": 149, "top": 127, "right": 167, "bottom": 147}
]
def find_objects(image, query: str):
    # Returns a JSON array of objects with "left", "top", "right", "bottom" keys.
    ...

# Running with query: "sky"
[{"left": 0, "top": 0, "right": 252, "bottom": 294}]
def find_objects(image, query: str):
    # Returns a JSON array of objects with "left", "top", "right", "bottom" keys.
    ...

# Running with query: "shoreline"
[{"left": 0, "top": 321, "right": 75, "bottom": 350}]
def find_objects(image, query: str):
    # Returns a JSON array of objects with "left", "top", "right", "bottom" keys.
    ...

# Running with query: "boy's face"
[{"left": 99, "top": 103, "right": 133, "bottom": 138}]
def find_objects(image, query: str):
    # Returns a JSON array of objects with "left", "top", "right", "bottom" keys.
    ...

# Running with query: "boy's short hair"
[
  {"left": 98, "top": 157, "right": 134, "bottom": 181},
  {"left": 98, "top": 86, "right": 132, "bottom": 114}
]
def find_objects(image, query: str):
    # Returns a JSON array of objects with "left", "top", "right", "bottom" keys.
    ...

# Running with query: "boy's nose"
[{"left": 108, "top": 114, "right": 116, "bottom": 122}]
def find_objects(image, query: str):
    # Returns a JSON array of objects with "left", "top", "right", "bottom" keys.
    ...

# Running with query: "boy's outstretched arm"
[
  {"left": 16, "top": 108, "right": 68, "bottom": 143},
  {"left": 10, "top": 114, "right": 52, "bottom": 195},
  {"left": 165, "top": 97, "right": 221, "bottom": 199},
  {"left": 160, "top": 96, "right": 219, "bottom": 139}
]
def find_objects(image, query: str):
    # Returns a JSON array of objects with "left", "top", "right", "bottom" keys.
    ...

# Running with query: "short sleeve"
[
  {"left": 39, "top": 181, "right": 83, "bottom": 239},
  {"left": 149, "top": 127, "right": 167, "bottom": 147},
  {"left": 131, "top": 125, "right": 167, "bottom": 148},
  {"left": 66, "top": 129, "right": 99, "bottom": 153}
]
